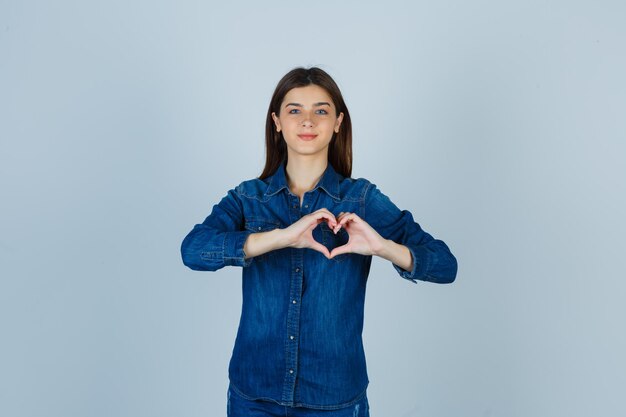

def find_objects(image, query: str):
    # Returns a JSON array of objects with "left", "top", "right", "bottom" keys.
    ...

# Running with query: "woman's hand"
[
  {"left": 329, "top": 212, "right": 386, "bottom": 259},
  {"left": 281, "top": 208, "right": 338, "bottom": 259}
]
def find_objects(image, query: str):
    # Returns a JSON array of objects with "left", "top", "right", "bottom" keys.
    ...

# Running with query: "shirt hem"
[{"left": 228, "top": 381, "right": 369, "bottom": 410}]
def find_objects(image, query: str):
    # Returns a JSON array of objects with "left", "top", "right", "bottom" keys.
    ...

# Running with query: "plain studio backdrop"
[{"left": 1, "top": 1, "right": 625, "bottom": 416}]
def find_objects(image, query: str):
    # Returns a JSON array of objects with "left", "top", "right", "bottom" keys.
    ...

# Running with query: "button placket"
[{"left": 282, "top": 194, "right": 304, "bottom": 404}]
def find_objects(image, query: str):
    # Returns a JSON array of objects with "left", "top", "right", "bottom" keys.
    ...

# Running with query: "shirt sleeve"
[
  {"left": 363, "top": 182, "right": 458, "bottom": 284},
  {"left": 180, "top": 185, "right": 254, "bottom": 271}
]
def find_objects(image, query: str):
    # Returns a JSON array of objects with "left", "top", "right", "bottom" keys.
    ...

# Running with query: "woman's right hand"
[{"left": 280, "top": 208, "right": 338, "bottom": 259}]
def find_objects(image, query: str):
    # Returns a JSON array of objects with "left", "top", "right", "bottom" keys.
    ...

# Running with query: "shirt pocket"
[
  {"left": 244, "top": 219, "right": 282, "bottom": 262},
  {"left": 320, "top": 222, "right": 349, "bottom": 262}
]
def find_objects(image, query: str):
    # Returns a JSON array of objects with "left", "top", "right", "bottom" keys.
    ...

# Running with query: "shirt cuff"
[
  {"left": 223, "top": 230, "right": 254, "bottom": 267},
  {"left": 392, "top": 245, "right": 430, "bottom": 284}
]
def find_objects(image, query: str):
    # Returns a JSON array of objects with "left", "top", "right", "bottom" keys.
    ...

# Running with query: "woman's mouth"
[{"left": 298, "top": 134, "right": 318, "bottom": 141}]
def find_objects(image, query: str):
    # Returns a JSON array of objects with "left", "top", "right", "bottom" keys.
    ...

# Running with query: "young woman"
[{"left": 181, "top": 66, "right": 458, "bottom": 417}]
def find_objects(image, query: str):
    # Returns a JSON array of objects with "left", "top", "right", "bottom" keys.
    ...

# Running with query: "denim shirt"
[{"left": 180, "top": 161, "right": 458, "bottom": 410}]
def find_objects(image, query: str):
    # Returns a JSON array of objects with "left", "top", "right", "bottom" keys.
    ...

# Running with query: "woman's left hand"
[{"left": 328, "top": 212, "right": 386, "bottom": 259}]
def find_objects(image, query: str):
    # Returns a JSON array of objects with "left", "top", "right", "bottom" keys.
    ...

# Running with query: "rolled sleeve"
[
  {"left": 181, "top": 185, "right": 255, "bottom": 271},
  {"left": 223, "top": 230, "right": 254, "bottom": 267},
  {"left": 364, "top": 182, "right": 457, "bottom": 284},
  {"left": 392, "top": 244, "right": 431, "bottom": 284}
]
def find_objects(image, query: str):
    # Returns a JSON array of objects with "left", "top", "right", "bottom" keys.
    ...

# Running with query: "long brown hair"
[{"left": 258, "top": 66, "right": 352, "bottom": 180}]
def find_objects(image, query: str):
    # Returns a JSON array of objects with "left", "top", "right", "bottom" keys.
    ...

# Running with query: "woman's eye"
[{"left": 287, "top": 108, "right": 329, "bottom": 115}]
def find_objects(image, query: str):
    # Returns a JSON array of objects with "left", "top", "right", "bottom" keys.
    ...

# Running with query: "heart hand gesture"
[
  {"left": 328, "top": 212, "right": 385, "bottom": 259},
  {"left": 283, "top": 208, "right": 339, "bottom": 259}
]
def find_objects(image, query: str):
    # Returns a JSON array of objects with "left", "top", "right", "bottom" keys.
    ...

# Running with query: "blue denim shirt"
[{"left": 180, "top": 161, "right": 457, "bottom": 410}]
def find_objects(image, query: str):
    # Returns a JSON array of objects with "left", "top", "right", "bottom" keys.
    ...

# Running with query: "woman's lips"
[{"left": 298, "top": 134, "right": 318, "bottom": 141}]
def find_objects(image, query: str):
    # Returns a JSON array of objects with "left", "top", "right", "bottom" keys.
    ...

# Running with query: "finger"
[
  {"left": 321, "top": 216, "right": 338, "bottom": 229},
  {"left": 311, "top": 210, "right": 337, "bottom": 227},
  {"left": 311, "top": 208, "right": 337, "bottom": 226},
  {"left": 335, "top": 212, "right": 350, "bottom": 230},
  {"left": 335, "top": 213, "right": 356, "bottom": 231},
  {"left": 338, "top": 213, "right": 358, "bottom": 227},
  {"left": 310, "top": 242, "right": 331, "bottom": 258},
  {"left": 332, "top": 213, "right": 344, "bottom": 233},
  {"left": 314, "top": 216, "right": 337, "bottom": 234},
  {"left": 329, "top": 243, "right": 350, "bottom": 259}
]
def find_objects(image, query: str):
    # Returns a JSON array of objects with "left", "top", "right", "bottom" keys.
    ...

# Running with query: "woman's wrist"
[
  {"left": 273, "top": 228, "right": 293, "bottom": 249},
  {"left": 244, "top": 228, "right": 291, "bottom": 259},
  {"left": 375, "top": 239, "right": 414, "bottom": 272}
]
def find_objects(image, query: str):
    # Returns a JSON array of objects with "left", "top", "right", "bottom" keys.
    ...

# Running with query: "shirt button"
[
  {"left": 289, "top": 369, "right": 294, "bottom": 374},
  {"left": 295, "top": 267, "right": 300, "bottom": 272},
  {"left": 292, "top": 300, "right": 297, "bottom": 304},
  {"left": 257, "top": 226, "right": 261, "bottom": 230},
  {"left": 290, "top": 335, "right": 295, "bottom": 340},
  {"left": 304, "top": 204, "right": 308, "bottom": 208}
]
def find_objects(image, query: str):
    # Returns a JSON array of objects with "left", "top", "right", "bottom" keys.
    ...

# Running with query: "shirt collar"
[{"left": 265, "top": 160, "right": 341, "bottom": 199}]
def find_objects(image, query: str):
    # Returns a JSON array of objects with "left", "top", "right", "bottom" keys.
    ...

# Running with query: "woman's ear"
[
  {"left": 334, "top": 112, "right": 344, "bottom": 133},
  {"left": 271, "top": 112, "right": 281, "bottom": 132}
]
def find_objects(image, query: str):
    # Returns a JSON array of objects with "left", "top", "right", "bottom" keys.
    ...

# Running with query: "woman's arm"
[
  {"left": 244, "top": 208, "right": 342, "bottom": 259},
  {"left": 363, "top": 182, "right": 458, "bottom": 284},
  {"left": 181, "top": 187, "right": 341, "bottom": 271},
  {"left": 375, "top": 239, "right": 414, "bottom": 274},
  {"left": 181, "top": 186, "right": 254, "bottom": 271},
  {"left": 243, "top": 228, "right": 290, "bottom": 260}
]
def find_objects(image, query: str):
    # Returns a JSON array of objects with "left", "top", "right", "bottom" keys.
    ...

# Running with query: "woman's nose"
[{"left": 301, "top": 117, "right": 313, "bottom": 127}]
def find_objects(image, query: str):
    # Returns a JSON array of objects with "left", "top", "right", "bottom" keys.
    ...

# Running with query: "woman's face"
[{"left": 272, "top": 84, "right": 344, "bottom": 160}]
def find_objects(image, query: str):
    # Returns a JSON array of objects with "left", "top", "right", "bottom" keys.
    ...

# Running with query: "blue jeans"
[{"left": 227, "top": 384, "right": 371, "bottom": 417}]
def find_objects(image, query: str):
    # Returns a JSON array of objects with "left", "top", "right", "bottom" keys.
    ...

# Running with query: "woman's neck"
[{"left": 285, "top": 157, "right": 327, "bottom": 195}]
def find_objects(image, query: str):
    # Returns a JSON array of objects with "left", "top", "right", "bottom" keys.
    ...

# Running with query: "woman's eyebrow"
[{"left": 284, "top": 102, "right": 332, "bottom": 108}]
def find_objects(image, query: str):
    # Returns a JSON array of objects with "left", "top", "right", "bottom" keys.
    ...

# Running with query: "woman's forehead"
[{"left": 282, "top": 85, "right": 334, "bottom": 106}]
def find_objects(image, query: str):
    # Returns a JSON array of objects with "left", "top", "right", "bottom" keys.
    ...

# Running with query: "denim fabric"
[
  {"left": 227, "top": 383, "right": 370, "bottom": 417},
  {"left": 181, "top": 160, "right": 457, "bottom": 409}
]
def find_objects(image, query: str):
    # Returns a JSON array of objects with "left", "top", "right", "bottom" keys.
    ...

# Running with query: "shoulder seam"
[{"left": 236, "top": 179, "right": 272, "bottom": 203}]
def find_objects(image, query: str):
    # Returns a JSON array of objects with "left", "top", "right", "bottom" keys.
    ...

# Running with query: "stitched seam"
[
  {"left": 361, "top": 182, "right": 372, "bottom": 219},
  {"left": 229, "top": 381, "right": 368, "bottom": 410},
  {"left": 221, "top": 232, "right": 227, "bottom": 263}
]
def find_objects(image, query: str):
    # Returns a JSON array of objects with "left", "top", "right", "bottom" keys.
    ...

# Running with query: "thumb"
[
  {"left": 310, "top": 241, "right": 331, "bottom": 259},
  {"left": 329, "top": 243, "right": 351, "bottom": 259}
]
